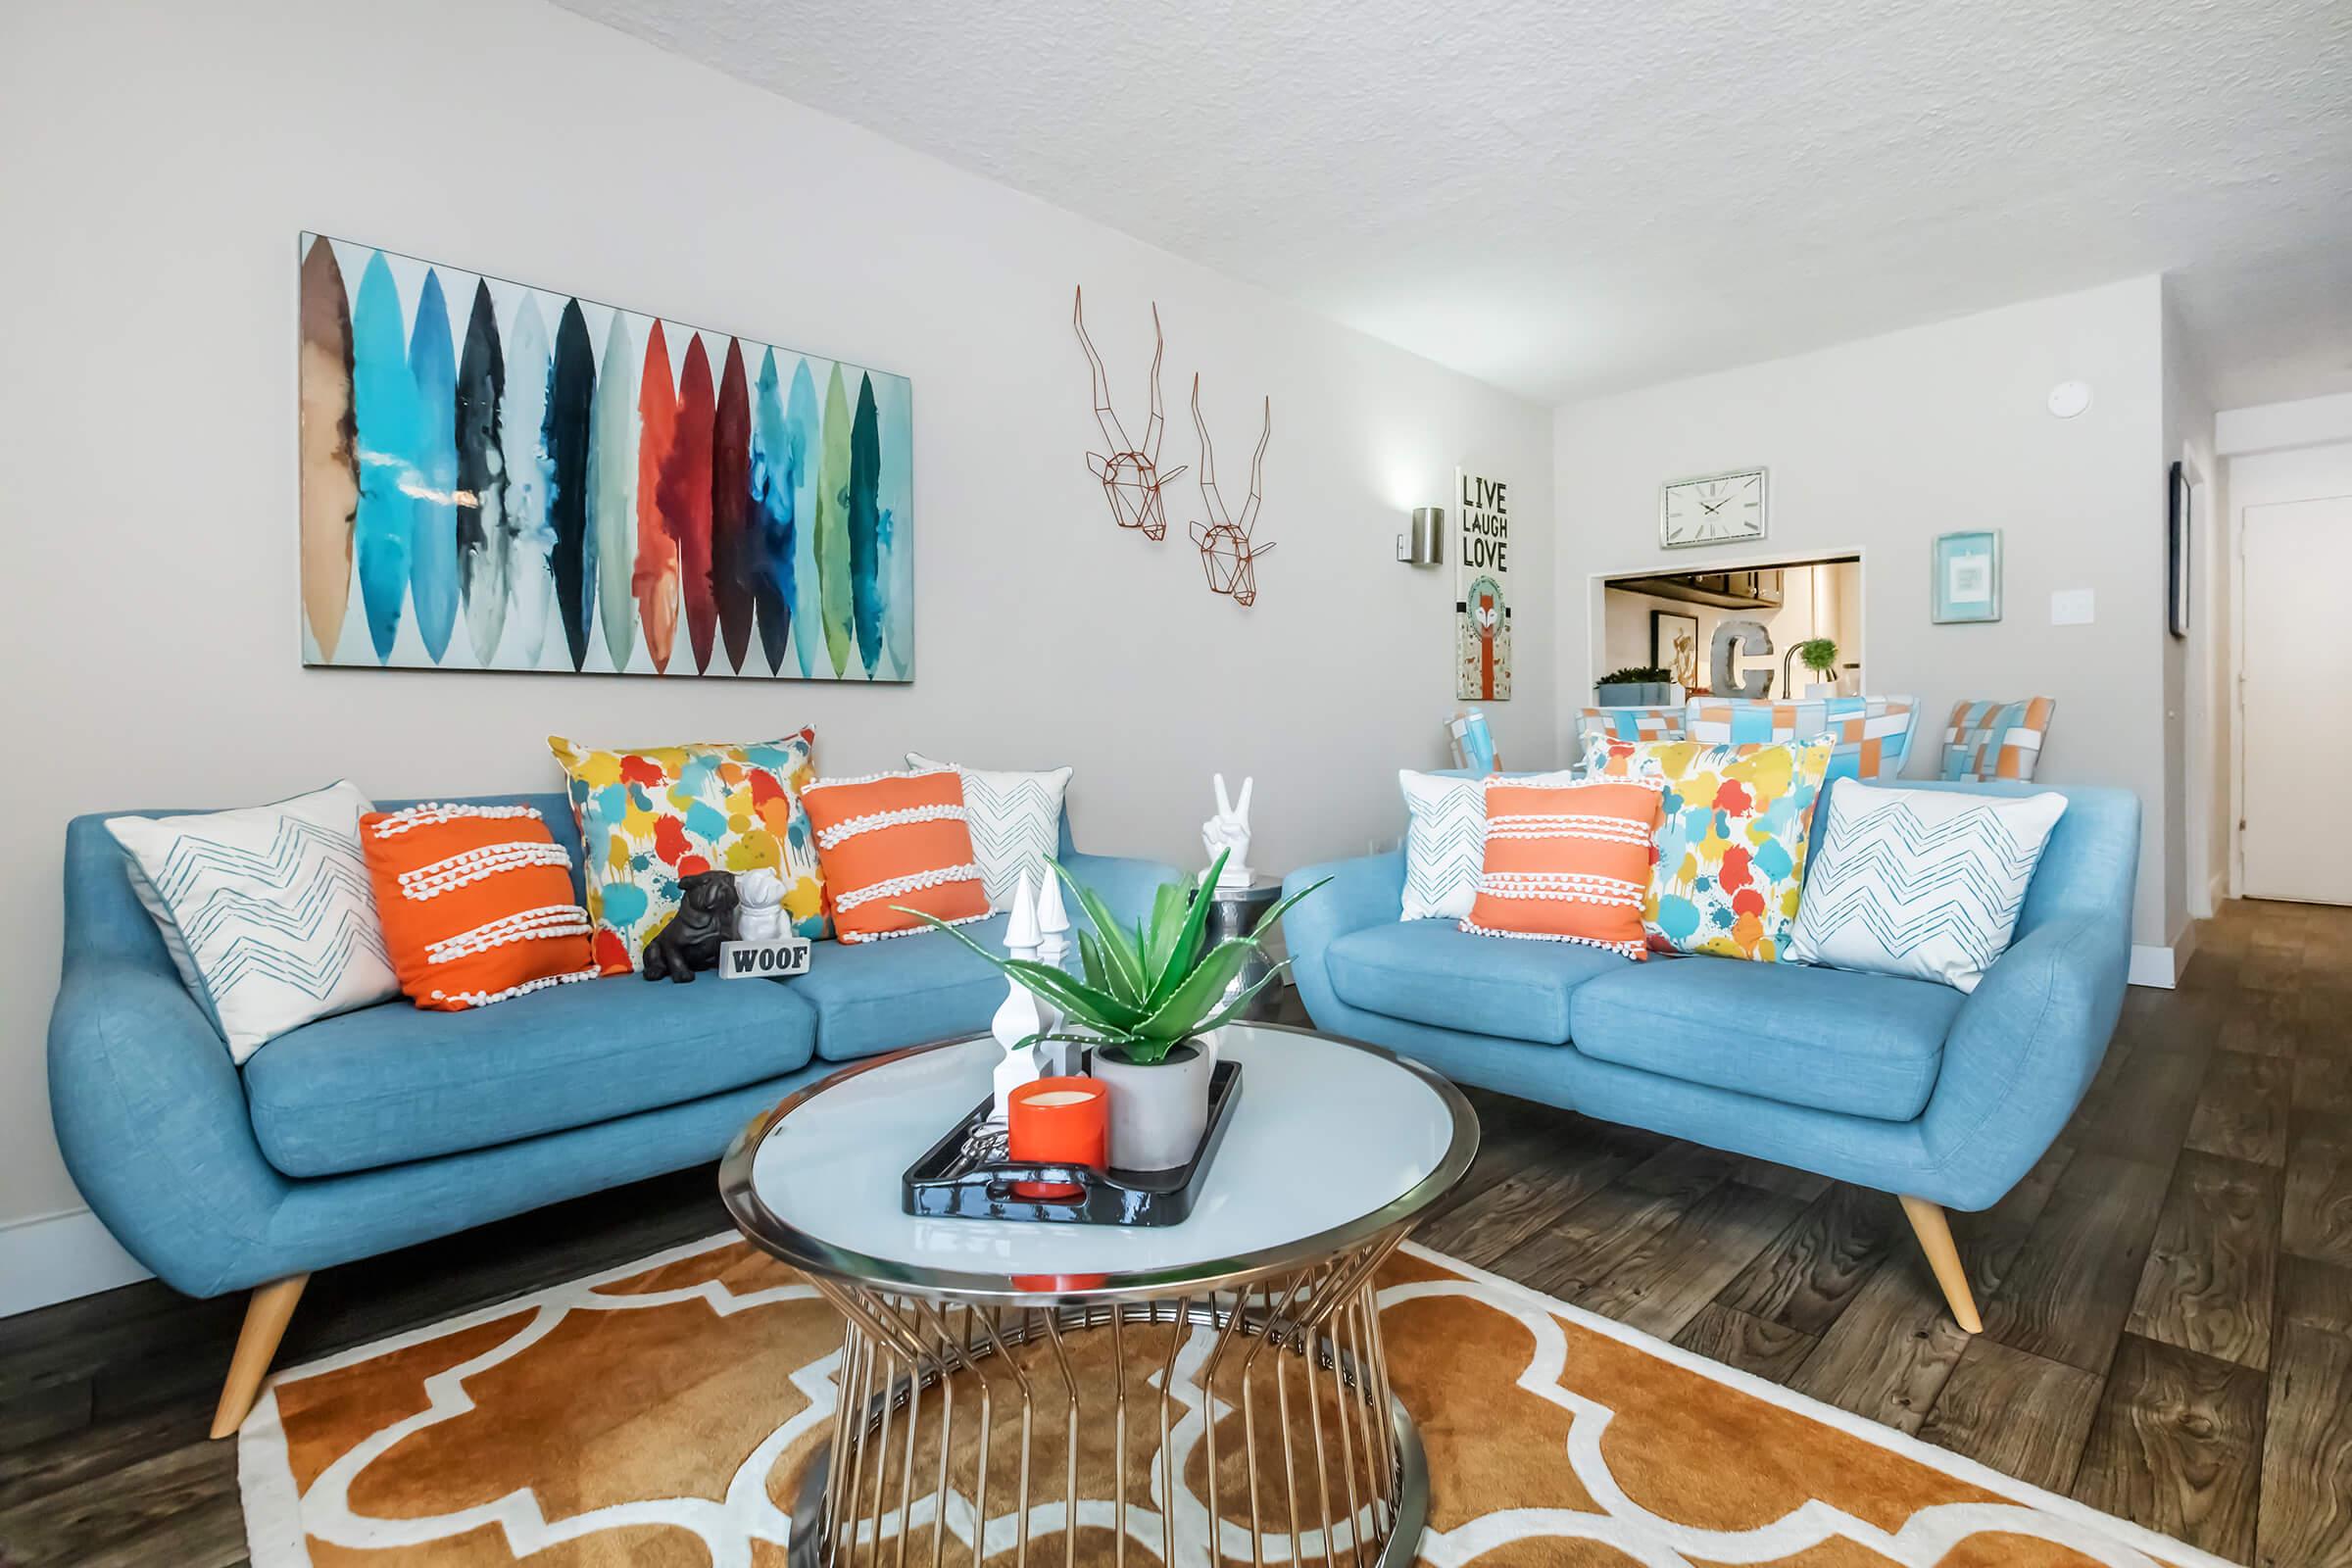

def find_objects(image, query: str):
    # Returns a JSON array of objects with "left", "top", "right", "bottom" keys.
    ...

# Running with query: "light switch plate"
[{"left": 2049, "top": 588, "right": 2095, "bottom": 625}]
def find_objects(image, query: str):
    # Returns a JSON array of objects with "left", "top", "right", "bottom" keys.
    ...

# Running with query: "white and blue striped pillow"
[{"left": 1397, "top": 768, "right": 1577, "bottom": 920}]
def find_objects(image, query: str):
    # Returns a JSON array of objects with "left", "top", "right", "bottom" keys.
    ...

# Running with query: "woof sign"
[{"left": 719, "top": 937, "right": 814, "bottom": 979}]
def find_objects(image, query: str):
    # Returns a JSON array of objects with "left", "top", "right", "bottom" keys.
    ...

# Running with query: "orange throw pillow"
[
  {"left": 1460, "top": 778, "right": 1665, "bottom": 958},
  {"left": 798, "top": 770, "right": 989, "bottom": 945},
  {"left": 359, "top": 803, "right": 599, "bottom": 1010}
]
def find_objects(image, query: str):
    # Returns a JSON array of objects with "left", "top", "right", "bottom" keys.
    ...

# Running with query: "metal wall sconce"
[{"left": 1396, "top": 507, "right": 1443, "bottom": 564}]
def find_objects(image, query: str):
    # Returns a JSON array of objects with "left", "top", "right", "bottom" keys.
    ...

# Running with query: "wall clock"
[{"left": 1660, "top": 467, "right": 1767, "bottom": 549}]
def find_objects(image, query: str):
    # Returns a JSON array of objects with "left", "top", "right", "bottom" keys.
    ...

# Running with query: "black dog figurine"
[{"left": 641, "top": 870, "right": 740, "bottom": 983}]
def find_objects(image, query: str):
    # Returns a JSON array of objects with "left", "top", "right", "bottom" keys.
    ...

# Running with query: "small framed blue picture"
[{"left": 1933, "top": 530, "right": 2002, "bottom": 623}]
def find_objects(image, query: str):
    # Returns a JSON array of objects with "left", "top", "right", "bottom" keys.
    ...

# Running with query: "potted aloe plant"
[{"left": 906, "top": 850, "right": 1324, "bottom": 1170}]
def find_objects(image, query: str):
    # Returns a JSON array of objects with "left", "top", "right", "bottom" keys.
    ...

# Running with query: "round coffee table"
[{"left": 719, "top": 1021, "right": 1478, "bottom": 1567}]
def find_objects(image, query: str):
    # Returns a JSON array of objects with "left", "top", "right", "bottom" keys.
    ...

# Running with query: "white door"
[{"left": 2241, "top": 495, "right": 2352, "bottom": 904}]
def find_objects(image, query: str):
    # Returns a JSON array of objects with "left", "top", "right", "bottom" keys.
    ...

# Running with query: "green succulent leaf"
[
  {"left": 896, "top": 908, "right": 1147, "bottom": 1029},
  {"left": 1051, "top": 860, "right": 1147, "bottom": 1002},
  {"left": 1146, "top": 857, "right": 1227, "bottom": 1006},
  {"left": 1131, "top": 937, "right": 1256, "bottom": 1042},
  {"left": 1191, "top": 963, "right": 1289, "bottom": 1036},
  {"left": 1144, "top": 879, "right": 1189, "bottom": 983},
  {"left": 1076, "top": 928, "right": 1113, "bottom": 994}
]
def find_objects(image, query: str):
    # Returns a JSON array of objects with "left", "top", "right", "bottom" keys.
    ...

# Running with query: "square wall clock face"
[{"left": 1660, "top": 468, "right": 1767, "bottom": 549}]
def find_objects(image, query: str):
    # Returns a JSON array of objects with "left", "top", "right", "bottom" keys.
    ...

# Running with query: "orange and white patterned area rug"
[{"left": 238, "top": 1236, "right": 2226, "bottom": 1567}]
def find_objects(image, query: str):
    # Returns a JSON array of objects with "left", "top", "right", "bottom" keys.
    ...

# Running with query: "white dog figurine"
[
  {"left": 734, "top": 868, "right": 789, "bottom": 942},
  {"left": 1201, "top": 773, "right": 1254, "bottom": 889}
]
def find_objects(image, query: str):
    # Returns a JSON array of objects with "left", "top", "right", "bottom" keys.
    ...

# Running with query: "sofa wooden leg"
[
  {"left": 210, "top": 1274, "right": 309, "bottom": 1439},
  {"left": 1898, "top": 1196, "right": 1983, "bottom": 1334}
]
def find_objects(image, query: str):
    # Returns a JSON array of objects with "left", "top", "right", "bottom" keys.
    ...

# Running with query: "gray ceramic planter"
[
  {"left": 1090, "top": 1041, "right": 1214, "bottom": 1171},
  {"left": 1595, "top": 681, "right": 1673, "bottom": 706}
]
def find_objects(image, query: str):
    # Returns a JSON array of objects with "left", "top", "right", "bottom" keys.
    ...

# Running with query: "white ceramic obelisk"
[
  {"left": 1031, "top": 867, "right": 1079, "bottom": 1074},
  {"left": 990, "top": 871, "right": 1045, "bottom": 1119}
]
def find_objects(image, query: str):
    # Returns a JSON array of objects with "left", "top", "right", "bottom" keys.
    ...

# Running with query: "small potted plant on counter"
[
  {"left": 1795, "top": 637, "right": 1840, "bottom": 698},
  {"left": 1595, "top": 664, "right": 1675, "bottom": 706},
  {"left": 906, "top": 850, "right": 1324, "bottom": 1170}
]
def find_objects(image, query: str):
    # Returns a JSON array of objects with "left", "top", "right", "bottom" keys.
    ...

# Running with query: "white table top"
[{"left": 722, "top": 1023, "right": 1476, "bottom": 1299}]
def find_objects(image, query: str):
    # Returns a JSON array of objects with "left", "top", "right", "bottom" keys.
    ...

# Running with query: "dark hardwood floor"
[{"left": 3, "top": 899, "right": 2347, "bottom": 1566}]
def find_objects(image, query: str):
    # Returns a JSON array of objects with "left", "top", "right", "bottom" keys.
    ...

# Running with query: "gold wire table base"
[{"left": 789, "top": 1241, "right": 1424, "bottom": 1568}]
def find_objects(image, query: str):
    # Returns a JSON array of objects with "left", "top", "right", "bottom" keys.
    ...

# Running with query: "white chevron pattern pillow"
[
  {"left": 906, "top": 754, "right": 1071, "bottom": 910},
  {"left": 1398, "top": 768, "right": 1577, "bottom": 920},
  {"left": 107, "top": 781, "right": 398, "bottom": 1060},
  {"left": 1788, "top": 779, "right": 2067, "bottom": 992}
]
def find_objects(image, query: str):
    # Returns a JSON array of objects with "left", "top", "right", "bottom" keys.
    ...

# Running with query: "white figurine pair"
[{"left": 990, "top": 867, "right": 1077, "bottom": 1119}]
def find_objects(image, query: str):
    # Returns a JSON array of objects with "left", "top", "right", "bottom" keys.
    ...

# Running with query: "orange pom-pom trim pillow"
[
  {"left": 797, "top": 770, "right": 989, "bottom": 945},
  {"left": 1460, "top": 777, "right": 1666, "bottom": 958},
  {"left": 358, "top": 804, "right": 600, "bottom": 1010}
]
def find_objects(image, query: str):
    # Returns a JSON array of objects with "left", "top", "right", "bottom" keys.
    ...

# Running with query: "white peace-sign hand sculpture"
[{"left": 1202, "top": 773, "right": 1254, "bottom": 889}]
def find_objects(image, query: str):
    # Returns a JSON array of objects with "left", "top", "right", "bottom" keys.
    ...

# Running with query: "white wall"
[
  {"left": 2160, "top": 283, "right": 2221, "bottom": 931},
  {"left": 1551, "top": 278, "right": 2177, "bottom": 947},
  {"left": 0, "top": 0, "right": 1552, "bottom": 1236},
  {"left": 1600, "top": 562, "right": 1862, "bottom": 694}
]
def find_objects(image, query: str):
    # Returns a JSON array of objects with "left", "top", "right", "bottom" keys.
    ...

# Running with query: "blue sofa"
[
  {"left": 1284, "top": 778, "right": 2138, "bottom": 1334},
  {"left": 48, "top": 790, "right": 1176, "bottom": 1436}
]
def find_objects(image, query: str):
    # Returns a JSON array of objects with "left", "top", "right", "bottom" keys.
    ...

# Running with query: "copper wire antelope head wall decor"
[
  {"left": 1073, "top": 286, "right": 1186, "bottom": 541},
  {"left": 1188, "top": 373, "right": 1274, "bottom": 608}
]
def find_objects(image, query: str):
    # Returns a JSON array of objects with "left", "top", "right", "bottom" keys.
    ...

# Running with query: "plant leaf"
[
  {"left": 1050, "top": 860, "right": 1147, "bottom": 1002},
  {"left": 895, "top": 907, "right": 1147, "bottom": 1029},
  {"left": 1192, "top": 961, "right": 1290, "bottom": 1035},
  {"left": 1131, "top": 938, "right": 1256, "bottom": 1042},
  {"left": 1144, "top": 879, "right": 1188, "bottom": 983},
  {"left": 1145, "top": 855, "right": 1229, "bottom": 1007},
  {"left": 1244, "top": 877, "right": 1331, "bottom": 948},
  {"left": 1076, "top": 928, "right": 1112, "bottom": 993}
]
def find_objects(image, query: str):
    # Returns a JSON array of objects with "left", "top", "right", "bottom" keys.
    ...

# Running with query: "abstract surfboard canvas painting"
[{"left": 298, "top": 233, "right": 913, "bottom": 680}]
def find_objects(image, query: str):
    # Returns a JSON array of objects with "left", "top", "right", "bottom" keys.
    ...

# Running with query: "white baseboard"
[
  {"left": 2129, "top": 942, "right": 2180, "bottom": 989},
  {"left": 2129, "top": 920, "right": 2199, "bottom": 990},
  {"left": 0, "top": 1207, "right": 154, "bottom": 1318}
]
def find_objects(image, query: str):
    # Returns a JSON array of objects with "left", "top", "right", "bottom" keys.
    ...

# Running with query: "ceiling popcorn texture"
[{"left": 555, "top": 0, "right": 2352, "bottom": 406}]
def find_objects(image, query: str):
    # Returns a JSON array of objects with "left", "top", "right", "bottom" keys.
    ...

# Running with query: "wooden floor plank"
[
  {"left": 1915, "top": 1337, "right": 2102, "bottom": 1494},
  {"left": 1785, "top": 1257, "right": 1976, "bottom": 1435},
  {"left": 2184, "top": 1050, "right": 2292, "bottom": 1167},
  {"left": 1983, "top": 1150, "right": 2173, "bottom": 1372},
  {"left": 1571, "top": 1180, "right": 1811, "bottom": 1340},
  {"left": 1714, "top": 1182, "right": 1900, "bottom": 1336},
  {"left": 2260, "top": 1323, "right": 2352, "bottom": 1568},
  {"left": 2278, "top": 1253, "right": 2352, "bottom": 1337},
  {"left": 1670, "top": 1301, "right": 1819, "bottom": 1383},
  {"left": 2283, "top": 1113, "right": 2352, "bottom": 1268},
  {"left": 0, "top": 1432, "right": 245, "bottom": 1568},
  {"left": 2072, "top": 1334, "right": 2267, "bottom": 1564},
  {"left": 2125, "top": 1150, "right": 2279, "bottom": 1370},
  {"left": 1414, "top": 1143, "right": 1643, "bottom": 1270},
  {"left": 1492, "top": 1143, "right": 1739, "bottom": 1303}
]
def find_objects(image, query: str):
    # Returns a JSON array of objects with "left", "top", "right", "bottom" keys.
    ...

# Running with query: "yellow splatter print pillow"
[
  {"left": 1582, "top": 733, "right": 1835, "bottom": 961},
  {"left": 550, "top": 730, "right": 826, "bottom": 974}
]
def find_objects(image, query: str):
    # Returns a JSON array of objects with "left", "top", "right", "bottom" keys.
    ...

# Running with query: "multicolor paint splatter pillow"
[
  {"left": 1581, "top": 733, "right": 1835, "bottom": 962},
  {"left": 550, "top": 730, "right": 826, "bottom": 974}
]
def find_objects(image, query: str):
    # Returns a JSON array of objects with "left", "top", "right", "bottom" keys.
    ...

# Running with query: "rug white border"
[{"left": 237, "top": 1230, "right": 2241, "bottom": 1568}]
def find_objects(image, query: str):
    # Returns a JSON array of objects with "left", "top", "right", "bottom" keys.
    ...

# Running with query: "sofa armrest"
[
  {"left": 1916, "top": 913, "right": 2129, "bottom": 1207},
  {"left": 1281, "top": 851, "right": 1404, "bottom": 1012},
  {"left": 48, "top": 958, "right": 291, "bottom": 1298},
  {"left": 1059, "top": 851, "right": 1185, "bottom": 932}
]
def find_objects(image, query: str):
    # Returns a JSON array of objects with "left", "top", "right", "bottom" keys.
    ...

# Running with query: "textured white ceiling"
[{"left": 555, "top": 0, "right": 2352, "bottom": 407}]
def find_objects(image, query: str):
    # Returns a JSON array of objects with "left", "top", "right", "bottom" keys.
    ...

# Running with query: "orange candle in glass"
[{"left": 1006, "top": 1077, "right": 1108, "bottom": 1200}]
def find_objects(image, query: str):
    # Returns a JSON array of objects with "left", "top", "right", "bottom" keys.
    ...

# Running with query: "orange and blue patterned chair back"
[
  {"left": 1941, "top": 697, "right": 2057, "bottom": 782},
  {"left": 1682, "top": 695, "right": 1918, "bottom": 783}
]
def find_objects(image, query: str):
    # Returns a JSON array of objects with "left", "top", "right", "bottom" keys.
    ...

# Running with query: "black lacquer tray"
[{"left": 901, "top": 1060, "right": 1243, "bottom": 1226}]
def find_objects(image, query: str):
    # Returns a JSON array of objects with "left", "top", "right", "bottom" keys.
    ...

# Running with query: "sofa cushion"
[
  {"left": 1567, "top": 956, "right": 1960, "bottom": 1121},
  {"left": 244, "top": 973, "right": 817, "bottom": 1177},
  {"left": 1325, "top": 920, "right": 1625, "bottom": 1045},
  {"left": 795, "top": 912, "right": 1021, "bottom": 1061}
]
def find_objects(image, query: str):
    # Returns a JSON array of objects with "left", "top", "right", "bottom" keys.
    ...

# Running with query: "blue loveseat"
[
  {"left": 48, "top": 790, "right": 1176, "bottom": 1436},
  {"left": 1284, "top": 777, "right": 2139, "bottom": 1334}
]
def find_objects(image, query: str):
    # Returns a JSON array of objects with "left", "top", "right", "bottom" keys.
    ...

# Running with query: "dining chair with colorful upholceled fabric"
[{"left": 1941, "top": 697, "right": 2057, "bottom": 781}]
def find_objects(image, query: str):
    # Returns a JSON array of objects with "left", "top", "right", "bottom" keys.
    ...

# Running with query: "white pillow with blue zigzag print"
[
  {"left": 1398, "top": 768, "right": 1577, "bottom": 920},
  {"left": 1788, "top": 779, "right": 2066, "bottom": 993},
  {"left": 906, "top": 754, "right": 1072, "bottom": 911},
  {"left": 107, "top": 780, "right": 397, "bottom": 1061}
]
